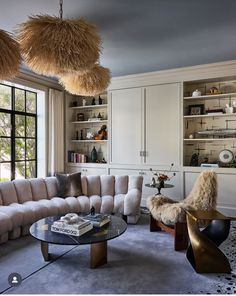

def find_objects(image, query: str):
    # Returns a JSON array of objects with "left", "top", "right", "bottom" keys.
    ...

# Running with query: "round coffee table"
[{"left": 30, "top": 215, "right": 127, "bottom": 268}]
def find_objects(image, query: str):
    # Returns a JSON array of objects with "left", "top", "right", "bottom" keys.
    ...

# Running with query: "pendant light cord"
[{"left": 59, "top": 0, "right": 63, "bottom": 19}]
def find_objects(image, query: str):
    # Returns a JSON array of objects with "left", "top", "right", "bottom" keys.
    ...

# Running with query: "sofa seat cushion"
[
  {"left": 0, "top": 213, "right": 13, "bottom": 235},
  {"left": 10, "top": 203, "right": 36, "bottom": 225},
  {"left": 13, "top": 180, "right": 33, "bottom": 203},
  {"left": 77, "top": 196, "right": 90, "bottom": 213},
  {"left": 64, "top": 197, "right": 81, "bottom": 213},
  {"left": 23, "top": 201, "right": 48, "bottom": 220},
  {"left": 89, "top": 195, "right": 102, "bottom": 213},
  {"left": 100, "top": 195, "right": 114, "bottom": 214},
  {"left": 0, "top": 181, "right": 18, "bottom": 205},
  {"left": 0, "top": 206, "right": 24, "bottom": 227},
  {"left": 50, "top": 197, "right": 70, "bottom": 215},
  {"left": 113, "top": 194, "right": 125, "bottom": 214},
  {"left": 30, "top": 178, "right": 48, "bottom": 201},
  {"left": 36, "top": 199, "right": 59, "bottom": 216}
]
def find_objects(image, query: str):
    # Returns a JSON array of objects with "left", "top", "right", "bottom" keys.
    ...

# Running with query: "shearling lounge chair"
[{"left": 146, "top": 170, "right": 218, "bottom": 251}]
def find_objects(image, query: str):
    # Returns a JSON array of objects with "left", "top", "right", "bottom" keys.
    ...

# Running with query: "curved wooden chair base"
[{"left": 150, "top": 214, "right": 188, "bottom": 251}]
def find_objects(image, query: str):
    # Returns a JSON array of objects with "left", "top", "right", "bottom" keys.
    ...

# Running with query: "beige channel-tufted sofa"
[{"left": 0, "top": 175, "right": 143, "bottom": 244}]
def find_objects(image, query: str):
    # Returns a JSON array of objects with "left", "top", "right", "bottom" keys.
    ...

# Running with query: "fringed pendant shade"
[
  {"left": 17, "top": 15, "right": 101, "bottom": 76},
  {"left": 59, "top": 64, "right": 110, "bottom": 96},
  {"left": 0, "top": 29, "right": 21, "bottom": 80}
]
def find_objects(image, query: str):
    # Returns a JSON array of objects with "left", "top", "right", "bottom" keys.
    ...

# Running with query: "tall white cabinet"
[{"left": 110, "top": 83, "right": 181, "bottom": 165}]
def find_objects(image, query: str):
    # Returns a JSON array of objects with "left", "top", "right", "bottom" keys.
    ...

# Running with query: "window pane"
[
  {"left": 0, "top": 162, "right": 11, "bottom": 181},
  {"left": 26, "top": 92, "right": 36, "bottom": 114},
  {"left": 15, "top": 115, "right": 25, "bottom": 137},
  {"left": 15, "top": 138, "right": 25, "bottom": 160},
  {"left": 15, "top": 89, "right": 25, "bottom": 112},
  {"left": 0, "top": 138, "right": 11, "bottom": 161},
  {"left": 15, "top": 162, "right": 25, "bottom": 179},
  {"left": 26, "top": 116, "right": 35, "bottom": 137},
  {"left": 0, "top": 112, "right": 11, "bottom": 136},
  {"left": 26, "top": 161, "right": 36, "bottom": 178},
  {"left": 26, "top": 139, "right": 35, "bottom": 160},
  {"left": 0, "top": 85, "right": 11, "bottom": 110}
]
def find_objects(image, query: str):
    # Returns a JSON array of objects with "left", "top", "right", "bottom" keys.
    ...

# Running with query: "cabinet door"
[
  {"left": 66, "top": 165, "right": 106, "bottom": 176},
  {"left": 145, "top": 83, "right": 180, "bottom": 165},
  {"left": 110, "top": 88, "right": 143, "bottom": 165}
]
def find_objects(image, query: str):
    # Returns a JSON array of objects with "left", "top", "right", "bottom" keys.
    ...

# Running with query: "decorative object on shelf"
[
  {"left": 206, "top": 108, "right": 224, "bottom": 115},
  {"left": 95, "top": 124, "right": 107, "bottom": 140},
  {"left": 189, "top": 134, "right": 194, "bottom": 139},
  {"left": 189, "top": 104, "right": 204, "bottom": 115},
  {"left": 225, "top": 104, "right": 233, "bottom": 114},
  {"left": 76, "top": 131, "right": 79, "bottom": 140},
  {"left": 189, "top": 153, "right": 199, "bottom": 166},
  {"left": 86, "top": 130, "right": 95, "bottom": 140},
  {"left": 0, "top": 29, "right": 21, "bottom": 80},
  {"left": 233, "top": 101, "right": 236, "bottom": 113},
  {"left": 198, "top": 128, "right": 236, "bottom": 136},
  {"left": 77, "top": 113, "right": 84, "bottom": 121},
  {"left": 91, "top": 97, "right": 96, "bottom": 105},
  {"left": 97, "top": 112, "right": 102, "bottom": 119},
  {"left": 17, "top": 0, "right": 101, "bottom": 76},
  {"left": 82, "top": 98, "right": 86, "bottom": 106},
  {"left": 99, "top": 95, "right": 103, "bottom": 105},
  {"left": 59, "top": 64, "right": 110, "bottom": 96},
  {"left": 209, "top": 86, "right": 221, "bottom": 94},
  {"left": 72, "top": 100, "right": 78, "bottom": 107},
  {"left": 91, "top": 146, "right": 97, "bottom": 162},
  {"left": 192, "top": 89, "right": 201, "bottom": 97},
  {"left": 80, "top": 130, "right": 84, "bottom": 140},
  {"left": 219, "top": 149, "right": 234, "bottom": 164}
]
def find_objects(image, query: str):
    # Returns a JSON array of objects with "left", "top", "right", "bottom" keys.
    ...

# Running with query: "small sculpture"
[
  {"left": 95, "top": 125, "right": 107, "bottom": 140},
  {"left": 90, "top": 206, "right": 95, "bottom": 216}
]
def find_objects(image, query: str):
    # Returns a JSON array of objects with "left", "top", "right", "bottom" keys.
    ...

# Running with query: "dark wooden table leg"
[
  {"left": 41, "top": 241, "right": 50, "bottom": 261},
  {"left": 90, "top": 241, "right": 107, "bottom": 268}
]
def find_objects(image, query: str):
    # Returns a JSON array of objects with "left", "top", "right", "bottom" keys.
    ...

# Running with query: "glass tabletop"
[
  {"left": 145, "top": 183, "right": 174, "bottom": 189},
  {"left": 29, "top": 215, "right": 127, "bottom": 245}
]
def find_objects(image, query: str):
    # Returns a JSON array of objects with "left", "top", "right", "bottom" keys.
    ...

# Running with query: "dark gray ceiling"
[{"left": 1, "top": 0, "right": 236, "bottom": 77}]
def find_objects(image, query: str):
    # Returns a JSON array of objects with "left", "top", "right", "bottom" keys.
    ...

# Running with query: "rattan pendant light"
[
  {"left": 0, "top": 29, "right": 21, "bottom": 80},
  {"left": 17, "top": 0, "right": 101, "bottom": 76},
  {"left": 59, "top": 64, "right": 111, "bottom": 96}
]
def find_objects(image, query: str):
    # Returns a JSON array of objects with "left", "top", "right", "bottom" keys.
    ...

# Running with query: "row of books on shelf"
[
  {"left": 51, "top": 213, "right": 110, "bottom": 237},
  {"left": 68, "top": 151, "right": 88, "bottom": 163}
]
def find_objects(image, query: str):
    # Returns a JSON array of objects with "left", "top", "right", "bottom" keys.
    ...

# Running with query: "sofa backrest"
[
  {"left": 44, "top": 177, "right": 58, "bottom": 199},
  {"left": 0, "top": 190, "right": 2, "bottom": 205},
  {"left": 13, "top": 179, "right": 33, "bottom": 203},
  {"left": 0, "top": 181, "right": 18, "bottom": 205},
  {"left": 30, "top": 178, "right": 48, "bottom": 201}
]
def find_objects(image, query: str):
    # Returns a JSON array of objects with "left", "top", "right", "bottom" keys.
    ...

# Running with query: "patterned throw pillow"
[{"left": 55, "top": 172, "right": 82, "bottom": 197}]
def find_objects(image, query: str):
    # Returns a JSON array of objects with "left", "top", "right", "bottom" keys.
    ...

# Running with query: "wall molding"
[{"left": 109, "top": 60, "right": 236, "bottom": 90}]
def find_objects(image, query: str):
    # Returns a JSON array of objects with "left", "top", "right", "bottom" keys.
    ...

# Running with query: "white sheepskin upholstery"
[{"left": 147, "top": 170, "right": 217, "bottom": 225}]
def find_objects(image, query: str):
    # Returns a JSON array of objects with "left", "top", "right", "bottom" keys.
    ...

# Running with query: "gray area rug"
[{"left": 0, "top": 214, "right": 236, "bottom": 294}]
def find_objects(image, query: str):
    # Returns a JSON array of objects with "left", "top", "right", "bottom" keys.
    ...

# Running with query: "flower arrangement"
[{"left": 150, "top": 163, "right": 176, "bottom": 184}]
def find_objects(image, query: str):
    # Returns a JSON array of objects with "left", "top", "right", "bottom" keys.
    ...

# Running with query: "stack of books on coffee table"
[
  {"left": 84, "top": 213, "right": 111, "bottom": 227},
  {"left": 51, "top": 214, "right": 93, "bottom": 236}
]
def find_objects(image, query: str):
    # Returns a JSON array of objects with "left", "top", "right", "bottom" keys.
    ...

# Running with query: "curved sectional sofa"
[{"left": 0, "top": 175, "right": 143, "bottom": 244}]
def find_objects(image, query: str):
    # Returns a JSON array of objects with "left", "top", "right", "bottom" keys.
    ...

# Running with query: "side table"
[
  {"left": 145, "top": 183, "right": 174, "bottom": 195},
  {"left": 185, "top": 209, "right": 231, "bottom": 273}
]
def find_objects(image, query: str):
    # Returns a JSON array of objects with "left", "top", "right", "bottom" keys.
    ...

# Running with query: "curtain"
[{"left": 48, "top": 89, "right": 64, "bottom": 176}]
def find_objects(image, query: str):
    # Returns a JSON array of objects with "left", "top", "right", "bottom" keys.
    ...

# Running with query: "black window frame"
[{"left": 0, "top": 83, "right": 37, "bottom": 180}]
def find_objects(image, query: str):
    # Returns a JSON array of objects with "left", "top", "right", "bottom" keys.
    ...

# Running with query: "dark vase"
[{"left": 91, "top": 146, "right": 97, "bottom": 163}]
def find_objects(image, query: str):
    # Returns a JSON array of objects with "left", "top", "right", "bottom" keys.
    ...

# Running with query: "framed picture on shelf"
[{"left": 188, "top": 104, "right": 204, "bottom": 115}]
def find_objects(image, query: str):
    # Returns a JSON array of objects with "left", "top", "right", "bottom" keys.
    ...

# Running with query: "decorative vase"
[{"left": 91, "top": 146, "right": 97, "bottom": 162}]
